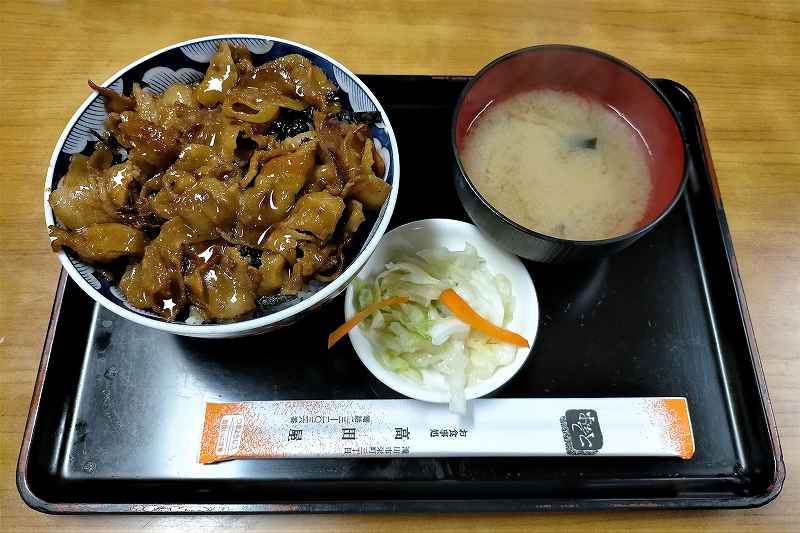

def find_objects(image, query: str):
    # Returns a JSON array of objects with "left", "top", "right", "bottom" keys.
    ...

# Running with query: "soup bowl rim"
[{"left": 450, "top": 43, "right": 689, "bottom": 246}]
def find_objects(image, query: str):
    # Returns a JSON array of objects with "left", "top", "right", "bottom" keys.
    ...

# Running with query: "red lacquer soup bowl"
[{"left": 452, "top": 45, "right": 687, "bottom": 263}]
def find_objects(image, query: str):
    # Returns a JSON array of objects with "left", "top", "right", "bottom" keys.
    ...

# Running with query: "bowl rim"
[
  {"left": 344, "top": 218, "right": 538, "bottom": 403},
  {"left": 43, "top": 33, "right": 400, "bottom": 335},
  {"left": 451, "top": 43, "right": 689, "bottom": 247}
]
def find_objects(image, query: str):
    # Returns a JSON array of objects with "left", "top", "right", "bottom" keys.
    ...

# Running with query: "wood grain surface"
[{"left": 1, "top": 1, "right": 798, "bottom": 531}]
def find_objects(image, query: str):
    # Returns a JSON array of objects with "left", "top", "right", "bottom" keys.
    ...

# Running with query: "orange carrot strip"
[
  {"left": 439, "top": 288, "right": 529, "bottom": 347},
  {"left": 328, "top": 296, "right": 409, "bottom": 349}
]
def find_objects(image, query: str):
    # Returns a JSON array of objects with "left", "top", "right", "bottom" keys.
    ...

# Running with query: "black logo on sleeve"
[{"left": 561, "top": 409, "right": 603, "bottom": 455}]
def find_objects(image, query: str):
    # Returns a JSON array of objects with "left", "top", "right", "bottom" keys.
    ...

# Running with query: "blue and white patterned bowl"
[{"left": 44, "top": 35, "right": 400, "bottom": 338}]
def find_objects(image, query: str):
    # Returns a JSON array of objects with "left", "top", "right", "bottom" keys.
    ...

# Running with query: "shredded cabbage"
[{"left": 354, "top": 244, "right": 516, "bottom": 413}]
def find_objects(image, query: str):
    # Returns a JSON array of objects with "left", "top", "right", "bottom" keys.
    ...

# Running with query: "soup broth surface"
[{"left": 462, "top": 89, "right": 653, "bottom": 240}]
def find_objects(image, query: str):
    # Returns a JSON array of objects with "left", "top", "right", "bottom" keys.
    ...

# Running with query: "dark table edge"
[{"left": 16, "top": 77, "right": 785, "bottom": 514}]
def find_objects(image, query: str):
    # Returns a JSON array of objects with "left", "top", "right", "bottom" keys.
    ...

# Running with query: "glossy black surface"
[{"left": 18, "top": 77, "right": 783, "bottom": 513}]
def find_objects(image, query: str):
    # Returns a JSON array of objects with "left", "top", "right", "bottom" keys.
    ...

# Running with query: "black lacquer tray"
[{"left": 17, "top": 76, "right": 783, "bottom": 513}]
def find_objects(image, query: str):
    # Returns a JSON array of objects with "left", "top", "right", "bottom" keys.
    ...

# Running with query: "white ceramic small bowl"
[{"left": 345, "top": 219, "right": 539, "bottom": 403}]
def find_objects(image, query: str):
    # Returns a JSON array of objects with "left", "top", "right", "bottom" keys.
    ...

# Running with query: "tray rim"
[
  {"left": 17, "top": 77, "right": 784, "bottom": 514},
  {"left": 669, "top": 79, "right": 785, "bottom": 502}
]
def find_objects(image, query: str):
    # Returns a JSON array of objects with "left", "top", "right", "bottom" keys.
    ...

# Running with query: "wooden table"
[{"left": 1, "top": 1, "right": 797, "bottom": 530}]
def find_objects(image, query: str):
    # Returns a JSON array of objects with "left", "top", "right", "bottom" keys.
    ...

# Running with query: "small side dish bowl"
[
  {"left": 345, "top": 218, "right": 539, "bottom": 403},
  {"left": 452, "top": 45, "right": 687, "bottom": 263},
  {"left": 44, "top": 34, "right": 399, "bottom": 338}
]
